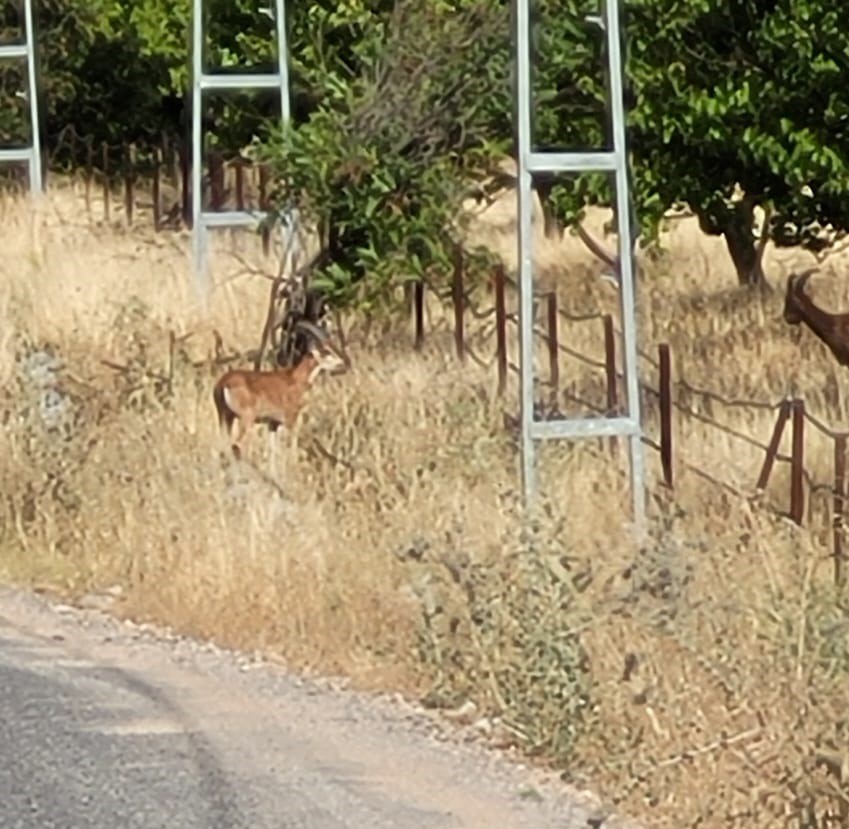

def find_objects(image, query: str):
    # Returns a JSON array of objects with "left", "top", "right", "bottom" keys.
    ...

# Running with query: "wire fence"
[
  {"left": 3, "top": 128, "right": 273, "bottom": 239},
  {"left": 413, "top": 252, "right": 849, "bottom": 589},
  {"left": 5, "top": 135, "right": 846, "bottom": 586}
]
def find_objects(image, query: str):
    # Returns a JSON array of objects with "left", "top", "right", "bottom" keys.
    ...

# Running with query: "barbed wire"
[
  {"left": 489, "top": 263, "right": 807, "bottom": 417},
  {"left": 10, "top": 133, "right": 849, "bottom": 520},
  {"left": 500, "top": 270, "right": 608, "bottom": 322},
  {"left": 42, "top": 125, "right": 267, "bottom": 185},
  {"left": 503, "top": 312, "right": 609, "bottom": 370},
  {"left": 465, "top": 342, "right": 495, "bottom": 370},
  {"left": 463, "top": 271, "right": 849, "bottom": 455},
  {"left": 810, "top": 480, "right": 840, "bottom": 498},
  {"left": 674, "top": 380, "right": 786, "bottom": 413},
  {"left": 494, "top": 297, "right": 814, "bottom": 463},
  {"left": 804, "top": 407, "right": 849, "bottom": 440},
  {"left": 494, "top": 315, "right": 799, "bottom": 470},
  {"left": 678, "top": 456, "right": 749, "bottom": 499},
  {"left": 448, "top": 271, "right": 849, "bottom": 537},
  {"left": 668, "top": 403, "right": 775, "bottom": 454}
]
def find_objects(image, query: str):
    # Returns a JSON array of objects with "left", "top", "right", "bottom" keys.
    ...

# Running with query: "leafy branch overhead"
[
  {"left": 632, "top": 1, "right": 849, "bottom": 281},
  {"left": 258, "top": 1, "right": 511, "bottom": 309},
  {"left": 526, "top": 0, "right": 849, "bottom": 287}
]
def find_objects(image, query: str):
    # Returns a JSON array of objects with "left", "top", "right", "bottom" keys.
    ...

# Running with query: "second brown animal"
[{"left": 784, "top": 269, "right": 849, "bottom": 367}]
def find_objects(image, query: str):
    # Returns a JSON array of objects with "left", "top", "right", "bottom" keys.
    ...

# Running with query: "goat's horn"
[
  {"left": 294, "top": 320, "right": 329, "bottom": 342},
  {"left": 295, "top": 319, "right": 350, "bottom": 366},
  {"left": 794, "top": 267, "right": 819, "bottom": 288}
]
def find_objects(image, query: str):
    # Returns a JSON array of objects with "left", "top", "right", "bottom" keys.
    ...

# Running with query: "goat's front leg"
[{"left": 267, "top": 420, "right": 285, "bottom": 479}]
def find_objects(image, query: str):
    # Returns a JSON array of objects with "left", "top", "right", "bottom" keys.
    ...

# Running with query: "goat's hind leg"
[
  {"left": 231, "top": 416, "right": 253, "bottom": 461},
  {"left": 222, "top": 413, "right": 241, "bottom": 460}
]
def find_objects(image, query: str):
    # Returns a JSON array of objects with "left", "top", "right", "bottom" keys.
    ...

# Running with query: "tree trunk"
[
  {"left": 532, "top": 175, "right": 564, "bottom": 240},
  {"left": 722, "top": 198, "right": 770, "bottom": 290}
]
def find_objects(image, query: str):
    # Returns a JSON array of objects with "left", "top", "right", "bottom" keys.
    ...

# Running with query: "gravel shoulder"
[{"left": 0, "top": 584, "right": 639, "bottom": 829}]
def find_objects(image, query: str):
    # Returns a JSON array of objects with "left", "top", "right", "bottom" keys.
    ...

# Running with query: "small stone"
[
  {"left": 54, "top": 604, "right": 76, "bottom": 614},
  {"left": 472, "top": 716, "right": 493, "bottom": 737},
  {"left": 442, "top": 699, "right": 478, "bottom": 725}
]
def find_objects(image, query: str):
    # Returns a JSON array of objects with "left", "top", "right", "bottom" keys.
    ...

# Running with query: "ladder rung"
[
  {"left": 530, "top": 416, "right": 640, "bottom": 441},
  {"left": 199, "top": 210, "right": 270, "bottom": 228},
  {"left": 0, "top": 44, "right": 28, "bottom": 59},
  {"left": 525, "top": 150, "right": 618, "bottom": 173},
  {"left": 199, "top": 73, "right": 283, "bottom": 91},
  {"left": 0, "top": 148, "right": 33, "bottom": 163}
]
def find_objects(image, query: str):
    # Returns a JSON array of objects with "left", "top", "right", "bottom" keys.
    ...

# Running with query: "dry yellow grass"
[{"left": 2, "top": 181, "right": 849, "bottom": 828}]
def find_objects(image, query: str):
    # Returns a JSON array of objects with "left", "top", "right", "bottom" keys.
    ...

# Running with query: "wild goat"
[
  {"left": 213, "top": 321, "right": 349, "bottom": 459},
  {"left": 783, "top": 269, "right": 849, "bottom": 367}
]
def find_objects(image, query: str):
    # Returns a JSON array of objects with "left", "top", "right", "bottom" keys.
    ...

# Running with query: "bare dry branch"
[{"left": 574, "top": 221, "right": 620, "bottom": 271}]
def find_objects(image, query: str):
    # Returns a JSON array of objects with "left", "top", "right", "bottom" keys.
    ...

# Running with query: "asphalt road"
[{"left": 0, "top": 586, "right": 633, "bottom": 829}]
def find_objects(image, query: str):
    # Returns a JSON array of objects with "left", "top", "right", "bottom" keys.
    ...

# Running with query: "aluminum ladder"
[
  {"left": 191, "top": 0, "right": 290, "bottom": 294},
  {"left": 0, "top": 0, "right": 43, "bottom": 192},
  {"left": 514, "top": 0, "right": 645, "bottom": 525}
]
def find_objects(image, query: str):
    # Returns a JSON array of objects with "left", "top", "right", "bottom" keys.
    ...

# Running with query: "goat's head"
[
  {"left": 783, "top": 269, "right": 818, "bottom": 325},
  {"left": 295, "top": 320, "right": 350, "bottom": 378}
]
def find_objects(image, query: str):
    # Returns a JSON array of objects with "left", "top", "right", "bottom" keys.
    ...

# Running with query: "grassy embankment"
[{"left": 2, "top": 182, "right": 848, "bottom": 828}]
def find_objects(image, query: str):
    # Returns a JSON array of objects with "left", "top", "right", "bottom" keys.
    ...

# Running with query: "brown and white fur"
[
  {"left": 783, "top": 269, "right": 849, "bottom": 367},
  {"left": 213, "top": 322, "right": 349, "bottom": 460}
]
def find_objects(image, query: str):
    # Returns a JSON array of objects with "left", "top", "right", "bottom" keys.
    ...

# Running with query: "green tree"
[
  {"left": 531, "top": 0, "right": 849, "bottom": 288},
  {"left": 259, "top": 1, "right": 510, "bottom": 310}
]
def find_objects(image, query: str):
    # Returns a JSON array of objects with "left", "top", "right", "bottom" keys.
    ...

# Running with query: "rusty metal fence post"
[
  {"left": 209, "top": 151, "right": 224, "bottom": 211},
  {"left": 452, "top": 245, "right": 465, "bottom": 362},
  {"left": 834, "top": 435, "right": 847, "bottom": 588},
  {"left": 603, "top": 314, "right": 618, "bottom": 456},
  {"left": 101, "top": 142, "right": 111, "bottom": 223},
  {"left": 547, "top": 291, "right": 559, "bottom": 404},
  {"left": 658, "top": 343, "right": 673, "bottom": 488},
  {"left": 258, "top": 163, "right": 269, "bottom": 209},
  {"left": 791, "top": 398, "right": 806, "bottom": 525},
  {"left": 84, "top": 141, "right": 93, "bottom": 216},
  {"left": 152, "top": 147, "right": 161, "bottom": 231},
  {"left": 756, "top": 399, "right": 792, "bottom": 491},
  {"left": 180, "top": 144, "right": 191, "bottom": 228},
  {"left": 123, "top": 143, "right": 136, "bottom": 227},
  {"left": 413, "top": 280, "right": 425, "bottom": 351},
  {"left": 494, "top": 265, "right": 507, "bottom": 395},
  {"left": 258, "top": 163, "right": 270, "bottom": 209},
  {"left": 234, "top": 158, "right": 246, "bottom": 211}
]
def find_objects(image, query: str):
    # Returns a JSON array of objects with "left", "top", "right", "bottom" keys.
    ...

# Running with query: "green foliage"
[
  {"left": 129, "top": 0, "right": 285, "bottom": 150},
  {"left": 1, "top": 1, "right": 432, "bottom": 161},
  {"left": 4, "top": 0, "right": 849, "bottom": 291},
  {"left": 1, "top": 0, "right": 180, "bottom": 155},
  {"left": 627, "top": 1, "right": 849, "bottom": 257},
  {"left": 259, "top": 1, "right": 510, "bottom": 309},
  {"left": 128, "top": 0, "right": 191, "bottom": 94},
  {"left": 510, "top": 0, "right": 849, "bottom": 283}
]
